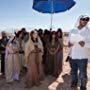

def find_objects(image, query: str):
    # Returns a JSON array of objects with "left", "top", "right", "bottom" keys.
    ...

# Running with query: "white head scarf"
[{"left": 75, "top": 15, "right": 90, "bottom": 28}]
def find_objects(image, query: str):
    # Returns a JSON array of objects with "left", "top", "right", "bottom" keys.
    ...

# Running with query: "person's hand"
[{"left": 79, "top": 41, "right": 85, "bottom": 47}]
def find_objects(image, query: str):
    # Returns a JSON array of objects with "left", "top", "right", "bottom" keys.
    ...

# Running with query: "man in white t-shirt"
[{"left": 69, "top": 15, "right": 90, "bottom": 90}]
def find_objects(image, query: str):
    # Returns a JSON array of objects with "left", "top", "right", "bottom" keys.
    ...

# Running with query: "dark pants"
[
  {"left": 69, "top": 59, "right": 88, "bottom": 90},
  {"left": 1, "top": 54, "right": 5, "bottom": 75}
]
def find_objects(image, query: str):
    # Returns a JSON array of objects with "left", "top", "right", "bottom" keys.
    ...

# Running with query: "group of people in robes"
[
  {"left": 25, "top": 29, "right": 63, "bottom": 88},
  {"left": 0, "top": 28, "right": 63, "bottom": 88}
]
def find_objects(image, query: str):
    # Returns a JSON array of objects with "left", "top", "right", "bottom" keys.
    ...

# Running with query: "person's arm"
[
  {"left": 84, "top": 29, "right": 90, "bottom": 48},
  {"left": 68, "top": 31, "right": 74, "bottom": 47},
  {"left": 70, "top": 33, "right": 85, "bottom": 47}
]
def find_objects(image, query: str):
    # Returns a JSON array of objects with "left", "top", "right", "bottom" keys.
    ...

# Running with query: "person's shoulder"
[
  {"left": 84, "top": 27, "right": 90, "bottom": 35},
  {"left": 86, "top": 27, "right": 90, "bottom": 31},
  {"left": 69, "top": 28, "right": 78, "bottom": 34}
]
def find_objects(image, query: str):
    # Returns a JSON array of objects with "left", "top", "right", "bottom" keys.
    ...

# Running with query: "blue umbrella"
[{"left": 33, "top": 0, "right": 76, "bottom": 30}]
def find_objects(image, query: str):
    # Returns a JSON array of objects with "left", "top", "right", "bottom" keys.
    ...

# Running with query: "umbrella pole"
[
  {"left": 50, "top": 0, "right": 54, "bottom": 31},
  {"left": 50, "top": 13, "right": 53, "bottom": 31}
]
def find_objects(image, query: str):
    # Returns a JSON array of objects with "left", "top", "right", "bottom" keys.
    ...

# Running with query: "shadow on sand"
[{"left": 56, "top": 74, "right": 79, "bottom": 90}]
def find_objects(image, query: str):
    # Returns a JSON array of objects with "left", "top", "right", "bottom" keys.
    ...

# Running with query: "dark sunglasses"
[{"left": 80, "top": 17, "right": 89, "bottom": 21}]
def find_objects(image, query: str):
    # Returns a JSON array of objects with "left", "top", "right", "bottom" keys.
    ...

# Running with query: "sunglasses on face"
[{"left": 80, "top": 17, "right": 90, "bottom": 22}]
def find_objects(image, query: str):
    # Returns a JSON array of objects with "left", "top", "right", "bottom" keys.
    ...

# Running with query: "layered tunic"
[
  {"left": 5, "top": 40, "right": 20, "bottom": 82},
  {"left": 45, "top": 39, "right": 63, "bottom": 77},
  {"left": 25, "top": 36, "right": 44, "bottom": 87}
]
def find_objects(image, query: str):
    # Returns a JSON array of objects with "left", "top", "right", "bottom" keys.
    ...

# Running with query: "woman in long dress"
[
  {"left": 56, "top": 28, "right": 63, "bottom": 75},
  {"left": 17, "top": 30, "right": 26, "bottom": 72},
  {"left": 45, "top": 31, "right": 62, "bottom": 77},
  {"left": 5, "top": 36, "right": 20, "bottom": 83},
  {"left": 25, "top": 30, "right": 44, "bottom": 88}
]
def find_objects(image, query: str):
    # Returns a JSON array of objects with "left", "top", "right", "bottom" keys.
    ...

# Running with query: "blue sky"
[{"left": 0, "top": 0, "right": 90, "bottom": 32}]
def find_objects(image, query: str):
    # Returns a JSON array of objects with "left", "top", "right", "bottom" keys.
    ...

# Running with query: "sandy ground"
[{"left": 0, "top": 48, "right": 90, "bottom": 90}]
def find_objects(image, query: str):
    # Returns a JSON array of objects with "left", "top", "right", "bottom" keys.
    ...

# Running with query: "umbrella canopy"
[
  {"left": 33, "top": 0, "right": 76, "bottom": 13},
  {"left": 32, "top": 0, "right": 76, "bottom": 30}
]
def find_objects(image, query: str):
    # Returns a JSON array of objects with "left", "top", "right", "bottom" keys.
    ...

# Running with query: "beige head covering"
[{"left": 25, "top": 31, "right": 43, "bottom": 63}]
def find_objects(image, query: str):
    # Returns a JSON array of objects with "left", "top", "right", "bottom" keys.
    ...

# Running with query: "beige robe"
[
  {"left": 5, "top": 41, "right": 20, "bottom": 82},
  {"left": 25, "top": 36, "right": 44, "bottom": 86},
  {"left": 25, "top": 36, "right": 43, "bottom": 65}
]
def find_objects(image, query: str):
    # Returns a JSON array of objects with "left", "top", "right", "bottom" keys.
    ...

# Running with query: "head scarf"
[
  {"left": 75, "top": 15, "right": 90, "bottom": 28},
  {"left": 25, "top": 30, "right": 43, "bottom": 63}
]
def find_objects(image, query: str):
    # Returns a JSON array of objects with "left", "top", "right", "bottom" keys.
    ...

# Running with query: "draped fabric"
[
  {"left": 25, "top": 35, "right": 43, "bottom": 65},
  {"left": 5, "top": 41, "right": 20, "bottom": 82}
]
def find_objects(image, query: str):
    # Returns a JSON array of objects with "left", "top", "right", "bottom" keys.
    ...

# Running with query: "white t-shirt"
[{"left": 69, "top": 27, "right": 90, "bottom": 59}]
